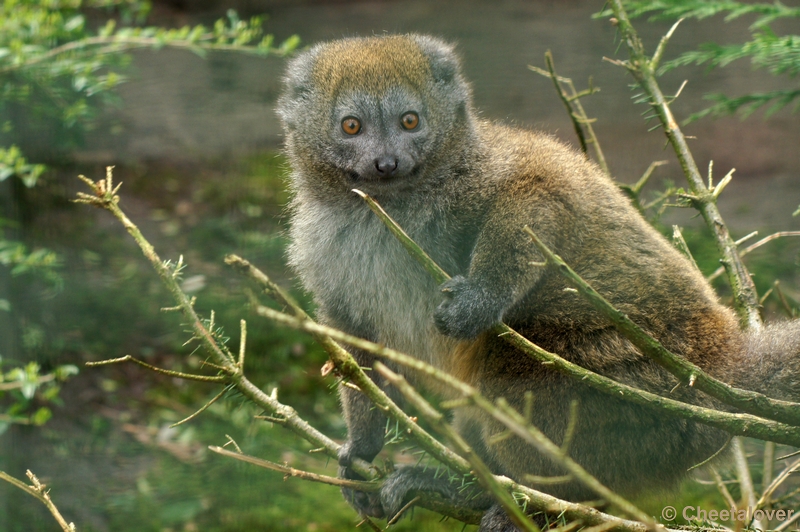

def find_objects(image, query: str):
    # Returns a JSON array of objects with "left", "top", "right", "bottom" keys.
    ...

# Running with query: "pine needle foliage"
[{"left": 600, "top": 0, "right": 800, "bottom": 120}]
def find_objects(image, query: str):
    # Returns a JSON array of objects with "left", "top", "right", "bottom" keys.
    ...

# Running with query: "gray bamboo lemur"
[{"left": 277, "top": 34, "right": 800, "bottom": 531}]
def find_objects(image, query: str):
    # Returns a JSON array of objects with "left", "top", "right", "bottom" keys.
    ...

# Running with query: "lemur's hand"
[{"left": 434, "top": 275, "right": 510, "bottom": 339}]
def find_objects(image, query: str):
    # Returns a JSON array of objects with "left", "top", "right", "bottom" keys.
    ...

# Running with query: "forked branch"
[{"left": 607, "top": 0, "right": 761, "bottom": 329}]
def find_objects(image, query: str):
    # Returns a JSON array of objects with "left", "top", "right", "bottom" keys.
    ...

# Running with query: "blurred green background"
[{"left": 2, "top": 1, "right": 800, "bottom": 531}]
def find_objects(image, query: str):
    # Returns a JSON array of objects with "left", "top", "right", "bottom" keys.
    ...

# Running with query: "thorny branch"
[
  {"left": 707, "top": 231, "right": 800, "bottom": 282},
  {"left": 258, "top": 303, "right": 800, "bottom": 448},
  {"left": 75, "top": 170, "right": 658, "bottom": 529},
  {"left": 74, "top": 169, "right": 481, "bottom": 525},
  {"left": 607, "top": 0, "right": 761, "bottom": 329},
  {"left": 207, "top": 446, "right": 380, "bottom": 492}
]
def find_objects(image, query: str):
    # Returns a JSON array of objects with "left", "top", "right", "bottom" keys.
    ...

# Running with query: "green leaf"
[
  {"left": 54, "top": 364, "right": 79, "bottom": 380},
  {"left": 63, "top": 14, "right": 85, "bottom": 32},
  {"left": 20, "top": 381, "right": 37, "bottom": 399},
  {"left": 31, "top": 407, "right": 52, "bottom": 426}
]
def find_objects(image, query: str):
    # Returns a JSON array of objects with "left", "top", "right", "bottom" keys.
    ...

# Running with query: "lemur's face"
[
  {"left": 327, "top": 85, "right": 430, "bottom": 189},
  {"left": 277, "top": 35, "right": 472, "bottom": 196}
]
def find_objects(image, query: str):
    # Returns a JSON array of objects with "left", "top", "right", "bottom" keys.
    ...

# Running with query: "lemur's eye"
[
  {"left": 341, "top": 117, "right": 362, "bottom": 135},
  {"left": 400, "top": 112, "right": 419, "bottom": 130}
]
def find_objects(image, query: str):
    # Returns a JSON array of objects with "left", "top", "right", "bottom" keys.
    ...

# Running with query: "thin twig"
[
  {"left": 386, "top": 496, "right": 421, "bottom": 526},
  {"left": 85, "top": 355, "right": 228, "bottom": 382},
  {"left": 773, "top": 281, "right": 796, "bottom": 317},
  {"left": 775, "top": 510, "right": 800, "bottom": 531},
  {"left": 208, "top": 446, "right": 379, "bottom": 491},
  {"left": 672, "top": 226, "right": 700, "bottom": 272},
  {"left": 170, "top": 386, "right": 230, "bottom": 428},
  {"left": 707, "top": 232, "right": 800, "bottom": 282},
  {"left": 532, "top": 54, "right": 609, "bottom": 176},
  {"left": 687, "top": 437, "right": 732, "bottom": 472},
  {"left": 524, "top": 474, "right": 573, "bottom": 486},
  {"left": 238, "top": 319, "right": 247, "bottom": 369},
  {"left": 710, "top": 468, "right": 738, "bottom": 511},
  {"left": 356, "top": 516, "right": 382, "bottom": 531},
  {"left": 756, "top": 456, "right": 800, "bottom": 509},
  {"left": 762, "top": 441, "right": 776, "bottom": 507},
  {"left": 0, "top": 470, "right": 76, "bottom": 532},
  {"left": 631, "top": 161, "right": 668, "bottom": 195},
  {"left": 0, "top": 373, "right": 56, "bottom": 391},
  {"left": 560, "top": 400, "right": 580, "bottom": 454},
  {"left": 732, "top": 437, "right": 762, "bottom": 529},
  {"left": 545, "top": 51, "right": 588, "bottom": 156}
]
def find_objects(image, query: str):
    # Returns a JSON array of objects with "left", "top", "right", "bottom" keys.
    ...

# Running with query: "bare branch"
[
  {"left": 710, "top": 468, "right": 737, "bottom": 511},
  {"left": 707, "top": 231, "right": 800, "bottom": 282},
  {"left": 170, "top": 386, "right": 230, "bottom": 428},
  {"left": 75, "top": 171, "right": 374, "bottom": 480},
  {"left": 732, "top": 437, "right": 762, "bottom": 529},
  {"left": 544, "top": 51, "right": 588, "bottom": 156},
  {"left": 208, "top": 446, "right": 379, "bottom": 492},
  {"left": 630, "top": 160, "right": 668, "bottom": 196},
  {"left": 0, "top": 373, "right": 56, "bottom": 391},
  {"left": 0, "top": 470, "right": 76, "bottom": 531}
]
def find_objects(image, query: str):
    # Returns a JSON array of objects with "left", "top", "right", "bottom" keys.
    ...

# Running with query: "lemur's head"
[{"left": 277, "top": 35, "right": 474, "bottom": 195}]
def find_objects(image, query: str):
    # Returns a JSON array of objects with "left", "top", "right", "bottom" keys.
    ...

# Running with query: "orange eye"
[
  {"left": 401, "top": 112, "right": 419, "bottom": 130},
  {"left": 341, "top": 117, "right": 361, "bottom": 135}
]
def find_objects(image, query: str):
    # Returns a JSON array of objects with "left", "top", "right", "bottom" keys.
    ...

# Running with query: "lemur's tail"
[{"left": 737, "top": 321, "right": 800, "bottom": 400}]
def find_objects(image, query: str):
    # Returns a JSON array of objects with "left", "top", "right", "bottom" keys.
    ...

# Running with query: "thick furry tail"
[{"left": 737, "top": 320, "right": 800, "bottom": 400}]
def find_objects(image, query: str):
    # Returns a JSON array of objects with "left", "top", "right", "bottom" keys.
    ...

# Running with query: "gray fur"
[{"left": 276, "top": 34, "right": 800, "bottom": 531}]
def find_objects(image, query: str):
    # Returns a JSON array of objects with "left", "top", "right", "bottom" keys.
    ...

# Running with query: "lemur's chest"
[{"left": 288, "top": 200, "right": 460, "bottom": 367}]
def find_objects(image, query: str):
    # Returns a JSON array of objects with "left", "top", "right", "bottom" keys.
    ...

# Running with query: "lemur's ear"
[
  {"left": 411, "top": 35, "right": 461, "bottom": 84},
  {"left": 276, "top": 45, "right": 324, "bottom": 129},
  {"left": 282, "top": 45, "right": 322, "bottom": 99}
]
